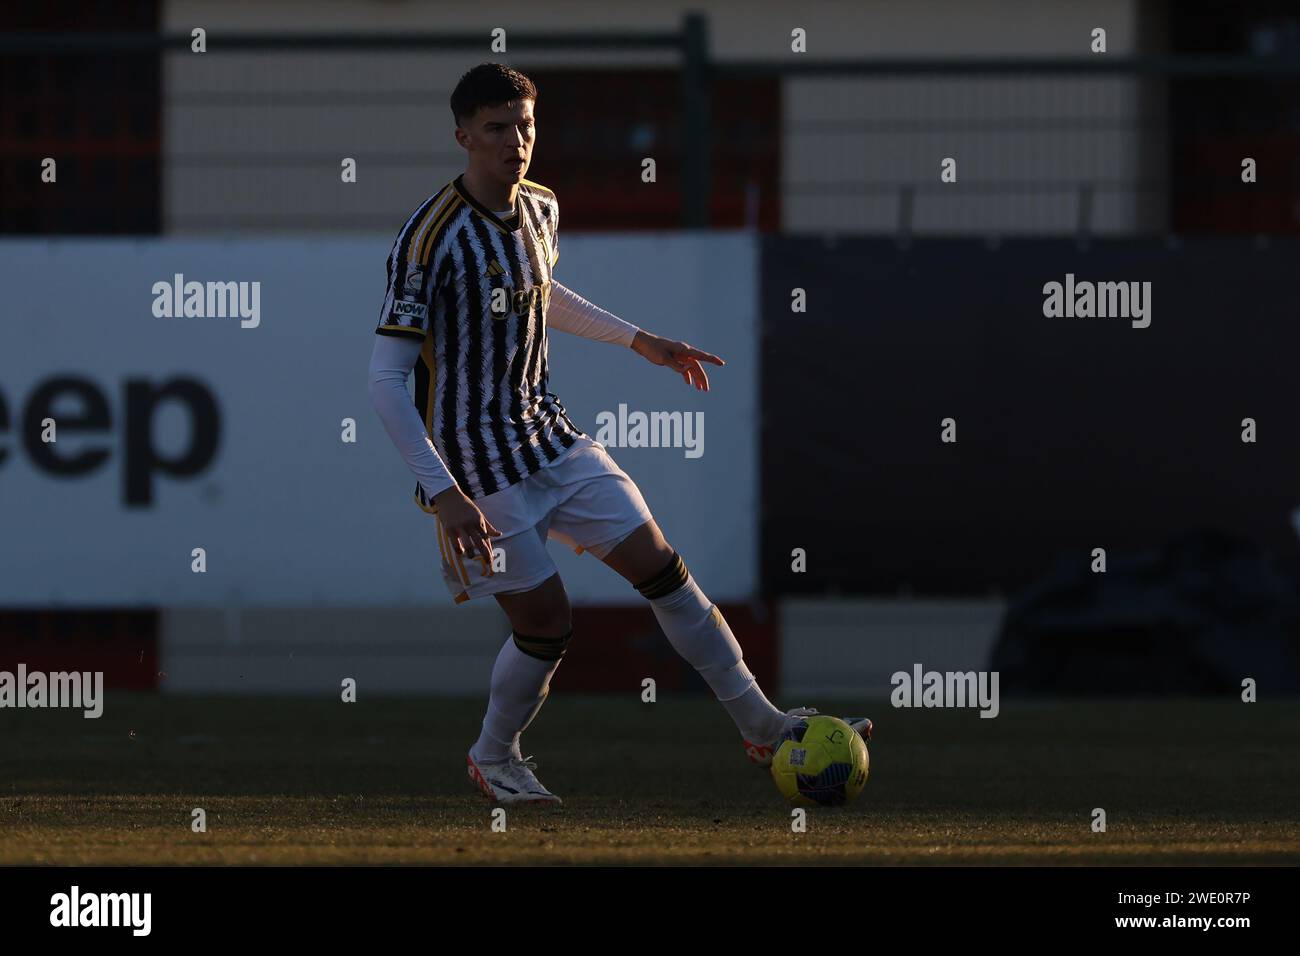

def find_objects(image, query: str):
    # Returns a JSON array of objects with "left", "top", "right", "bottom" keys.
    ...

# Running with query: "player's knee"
[
  {"left": 511, "top": 610, "right": 570, "bottom": 638},
  {"left": 634, "top": 549, "right": 690, "bottom": 600},
  {"left": 504, "top": 574, "right": 571, "bottom": 636},
  {"left": 522, "top": 607, "right": 571, "bottom": 637},
  {"left": 606, "top": 521, "right": 676, "bottom": 585}
]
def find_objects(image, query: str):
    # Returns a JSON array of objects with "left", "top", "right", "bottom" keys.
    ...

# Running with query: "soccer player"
[{"left": 369, "top": 63, "right": 870, "bottom": 804}]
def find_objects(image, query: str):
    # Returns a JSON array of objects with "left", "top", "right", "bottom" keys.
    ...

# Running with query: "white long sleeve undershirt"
[
  {"left": 547, "top": 280, "right": 641, "bottom": 346},
  {"left": 368, "top": 334, "right": 457, "bottom": 502},
  {"left": 368, "top": 281, "right": 638, "bottom": 504}
]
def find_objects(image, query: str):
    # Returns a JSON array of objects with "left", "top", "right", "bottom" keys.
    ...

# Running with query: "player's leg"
[
  {"left": 599, "top": 519, "right": 789, "bottom": 755},
  {"left": 540, "top": 439, "right": 793, "bottom": 758},
  {"left": 601, "top": 520, "right": 872, "bottom": 763},
  {"left": 435, "top": 493, "right": 569, "bottom": 803},
  {"left": 595, "top": 518, "right": 672, "bottom": 582},
  {"left": 471, "top": 571, "right": 571, "bottom": 766},
  {"left": 463, "top": 569, "right": 571, "bottom": 805}
]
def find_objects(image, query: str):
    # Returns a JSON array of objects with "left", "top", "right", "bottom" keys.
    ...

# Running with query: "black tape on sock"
[
  {"left": 512, "top": 629, "right": 572, "bottom": 662},
  {"left": 634, "top": 551, "right": 689, "bottom": 600}
]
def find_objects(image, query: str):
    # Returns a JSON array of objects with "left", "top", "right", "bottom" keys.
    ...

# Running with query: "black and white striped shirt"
[{"left": 376, "top": 175, "right": 586, "bottom": 503}]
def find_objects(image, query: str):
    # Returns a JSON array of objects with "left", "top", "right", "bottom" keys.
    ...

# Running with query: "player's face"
[{"left": 465, "top": 99, "right": 535, "bottom": 186}]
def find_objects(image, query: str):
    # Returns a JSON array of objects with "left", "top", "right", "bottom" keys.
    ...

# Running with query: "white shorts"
[{"left": 431, "top": 436, "right": 654, "bottom": 604}]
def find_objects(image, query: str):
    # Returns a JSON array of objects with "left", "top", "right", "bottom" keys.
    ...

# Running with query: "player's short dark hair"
[{"left": 450, "top": 63, "right": 537, "bottom": 128}]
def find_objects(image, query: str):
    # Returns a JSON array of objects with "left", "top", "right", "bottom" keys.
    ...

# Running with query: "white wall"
[
  {"left": 159, "top": 598, "right": 1006, "bottom": 696},
  {"left": 159, "top": 605, "right": 509, "bottom": 694},
  {"left": 779, "top": 598, "right": 1006, "bottom": 698},
  {"left": 0, "top": 233, "right": 757, "bottom": 607}
]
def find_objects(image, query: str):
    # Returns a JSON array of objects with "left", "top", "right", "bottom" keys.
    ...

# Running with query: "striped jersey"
[{"left": 376, "top": 174, "right": 586, "bottom": 505}]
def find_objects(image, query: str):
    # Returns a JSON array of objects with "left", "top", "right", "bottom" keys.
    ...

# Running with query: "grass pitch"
[{"left": 1, "top": 694, "right": 1297, "bottom": 865}]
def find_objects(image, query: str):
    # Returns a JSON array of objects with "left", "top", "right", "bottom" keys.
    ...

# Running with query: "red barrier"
[{"left": 0, "top": 610, "right": 159, "bottom": 691}]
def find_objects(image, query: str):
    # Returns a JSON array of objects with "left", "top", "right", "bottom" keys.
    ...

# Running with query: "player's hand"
[
  {"left": 631, "top": 331, "right": 724, "bottom": 391},
  {"left": 432, "top": 485, "right": 502, "bottom": 574}
]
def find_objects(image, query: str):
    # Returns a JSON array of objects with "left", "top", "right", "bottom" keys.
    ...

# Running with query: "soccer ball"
[{"left": 770, "top": 715, "right": 869, "bottom": 807}]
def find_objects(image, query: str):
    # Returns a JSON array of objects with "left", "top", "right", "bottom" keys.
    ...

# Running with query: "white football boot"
[
  {"left": 743, "top": 707, "right": 874, "bottom": 768},
  {"left": 466, "top": 753, "right": 563, "bottom": 805}
]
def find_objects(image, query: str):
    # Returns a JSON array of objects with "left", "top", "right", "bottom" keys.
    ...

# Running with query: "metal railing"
[{"left": 3, "top": 15, "right": 1298, "bottom": 235}]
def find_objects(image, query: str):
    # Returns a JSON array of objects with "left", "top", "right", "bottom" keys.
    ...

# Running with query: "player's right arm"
[
  {"left": 367, "top": 337, "right": 500, "bottom": 563},
  {"left": 370, "top": 203, "right": 500, "bottom": 563}
]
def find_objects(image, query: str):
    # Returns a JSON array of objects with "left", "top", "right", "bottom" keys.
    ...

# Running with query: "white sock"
[
  {"left": 637, "top": 553, "right": 784, "bottom": 743},
  {"left": 470, "top": 631, "right": 568, "bottom": 764},
  {"left": 720, "top": 685, "right": 787, "bottom": 746}
]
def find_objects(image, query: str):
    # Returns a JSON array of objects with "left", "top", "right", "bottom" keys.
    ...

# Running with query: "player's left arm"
[
  {"left": 547, "top": 280, "right": 724, "bottom": 392},
  {"left": 629, "top": 327, "right": 724, "bottom": 392}
]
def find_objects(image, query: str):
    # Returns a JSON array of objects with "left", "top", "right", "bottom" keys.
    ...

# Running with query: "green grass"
[{"left": 1, "top": 694, "right": 1297, "bottom": 865}]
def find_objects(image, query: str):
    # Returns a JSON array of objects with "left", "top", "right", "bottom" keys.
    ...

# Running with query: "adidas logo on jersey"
[{"left": 486, "top": 260, "right": 506, "bottom": 277}]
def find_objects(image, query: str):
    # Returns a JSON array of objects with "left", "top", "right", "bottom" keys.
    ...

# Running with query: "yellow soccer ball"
[{"left": 770, "top": 715, "right": 869, "bottom": 807}]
